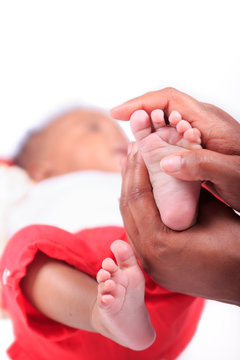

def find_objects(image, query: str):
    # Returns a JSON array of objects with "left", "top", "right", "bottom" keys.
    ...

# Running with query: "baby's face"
[{"left": 35, "top": 109, "right": 129, "bottom": 179}]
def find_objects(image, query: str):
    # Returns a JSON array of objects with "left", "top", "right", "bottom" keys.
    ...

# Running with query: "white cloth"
[
  {"left": 0, "top": 165, "right": 32, "bottom": 255},
  {"left": 7, "top": 171, "right": 123, "bottom": 238}
]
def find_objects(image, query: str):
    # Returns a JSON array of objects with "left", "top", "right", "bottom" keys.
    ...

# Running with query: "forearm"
[{"left": 20, "top": 251, "right": 98, "bottom": 331}]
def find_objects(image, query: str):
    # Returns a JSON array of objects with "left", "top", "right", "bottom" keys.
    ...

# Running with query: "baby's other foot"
[
  {"left": 92, "top": 240, "right": 155, "bottom": 350},
  {"left": 130, "top": 109, "right": 202, "bottom": 231}
]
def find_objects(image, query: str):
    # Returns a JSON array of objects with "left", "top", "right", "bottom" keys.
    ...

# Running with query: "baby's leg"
[
  {"left": 92, "top": 240, "right": 155, "bottom": 351},
  {"left": 130, "top": 110, "right": 202, "bottom": 231}
]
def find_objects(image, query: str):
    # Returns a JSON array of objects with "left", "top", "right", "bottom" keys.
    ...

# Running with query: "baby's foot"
[
  {"left": 92, "top": 240, "right": 155, "bottom": 351},
  {"left": 130, "top": 109, "right": 202, "bottom": 231}
]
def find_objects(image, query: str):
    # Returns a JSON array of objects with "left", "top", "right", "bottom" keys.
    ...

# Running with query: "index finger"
[{"left": 111, "top": 87, "right": 201, "bottom": 122}]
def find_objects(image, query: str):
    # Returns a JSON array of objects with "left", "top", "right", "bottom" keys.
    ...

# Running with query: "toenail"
[{"left": 160, "top": 156, "right": 182, "bottom": 172}]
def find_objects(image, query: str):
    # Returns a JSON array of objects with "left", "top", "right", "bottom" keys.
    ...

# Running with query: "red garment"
[
  {"left": 0, "top": 225, "right": 204, "bottom": 360},
  {"left": 0, "top": 158, "right": 14, "bottom": 166}
]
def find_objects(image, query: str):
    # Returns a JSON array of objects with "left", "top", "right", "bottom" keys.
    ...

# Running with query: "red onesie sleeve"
[{"left": 0, "top": 225, "right": 204, "bottom": 360}]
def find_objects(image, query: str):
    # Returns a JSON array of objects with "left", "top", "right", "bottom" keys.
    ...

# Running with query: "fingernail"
[{"left": 160, "top": 156, "right": 182, "bottom": 172}]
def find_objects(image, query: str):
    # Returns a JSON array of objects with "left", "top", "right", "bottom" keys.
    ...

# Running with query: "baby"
[
  {"left": 129, "top": 109, "right": 202, "bottom": 230},
  {"left": 14, "top": 108, "right": 129, "bottom": 180},
  {"left": 0, "top": 108, "right": 204, "bottom": 360},
  {"left": 13, "top": 109, "right": 156, "bottom": 348}
]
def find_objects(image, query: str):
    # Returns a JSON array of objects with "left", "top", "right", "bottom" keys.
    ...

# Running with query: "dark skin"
[
  {"left": 111, "top": 88, "right": 240, "bottom": 305},
  {"left": 120, "top": 149, "right": 240, "bottom": 305},
  {"left": 112, "top": 87, "right": 240, "bottom": 210}
]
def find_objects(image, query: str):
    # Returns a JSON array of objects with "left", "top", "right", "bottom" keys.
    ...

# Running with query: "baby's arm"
[{"left": 21, "top": 251, "right": 98, "bottom": 331}]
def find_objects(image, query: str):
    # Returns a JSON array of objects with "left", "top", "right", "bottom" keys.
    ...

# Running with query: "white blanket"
[{"left": 7, "top": 170, "right": 123, "bottom": 237}]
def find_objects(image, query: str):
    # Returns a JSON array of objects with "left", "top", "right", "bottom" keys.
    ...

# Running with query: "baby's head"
[{"left": 14, "top": 109, "right": 129, "bottom": 181}]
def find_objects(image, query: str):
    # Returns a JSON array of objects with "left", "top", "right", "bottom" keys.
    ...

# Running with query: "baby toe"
[
  {"left": 176, "top": 120, "right": 192, "bottom": 134},
  {"left": 151, "top": 109, "right": 165, "bottom": 131},
  {"left": 100, "top": 294, "right": 115, "bottom": 306},
  {"left": 184, "top": 128, "right": 201, "bottom": 144},
  {"left": 110, "top": 240, "right": 138, "bottom": 269},
  {"left": 102, "top": 257, "right": 118, "bottom": 273},
  {"left": 169, "top": 110, "right": 182, "bottom": 126},
  {"left": 130, "top": 110, "right": 152, "bottom": 141},
  {"left": 102, "top": 279, "right": 116, "bottom": 294},
  {"left": 96, "top": 269, "right": 111, "bottom": 284}
]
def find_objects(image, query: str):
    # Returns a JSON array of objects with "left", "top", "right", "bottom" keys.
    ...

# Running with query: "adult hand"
[
  {"left": 120, "top": 146, "right": 240, "bottom": 306},
  {"left": 112, "top": 88, "right": 240, "bottom": 211}
]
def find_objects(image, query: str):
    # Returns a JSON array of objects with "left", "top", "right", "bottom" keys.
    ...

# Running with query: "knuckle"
[
  {"left": 188, "top": 150, "right": 207, "bottom": 177},
  {"left": 194, "top": 150, "right": 205, "bottom": 167},
  {"left": 163, "top": 87, "right": 177, "bottom": 95},
  {"left": 144, "top": 90, "right": 157, "bottom": 101},
  {"left": 196, "top": 154, "right": 208, "bottom": 178}
]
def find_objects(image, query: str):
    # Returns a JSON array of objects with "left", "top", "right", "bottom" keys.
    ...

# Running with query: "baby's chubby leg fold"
[{"left": 92, "top": 240, "right": 156, "bottom": 351}]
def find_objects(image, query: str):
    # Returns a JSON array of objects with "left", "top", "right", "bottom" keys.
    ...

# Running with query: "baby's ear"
[{"left": 28, "top": 161, "right": 54, "bottom": 182}]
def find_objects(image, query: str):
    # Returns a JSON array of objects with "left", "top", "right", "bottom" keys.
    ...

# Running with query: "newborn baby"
[
  {"left": 14, "top": 108, "right": 128, "bottom": 180},
  {"left": 7, "top": 108, "right": 157, "bottom": 351},
  {"left": 7, "top": 108, "right": 129, "bottom": 236},
  {"left": 0, "top": 107, "right": 205, "bottom": 360}
]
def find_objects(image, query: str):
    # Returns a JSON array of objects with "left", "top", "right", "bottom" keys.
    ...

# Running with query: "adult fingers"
[
  {"left": 111, "top": 87, "right": 240, "bottom": 155},
  {"left": 160, "top": 149, "right": 240, "bottom": 210},
  {"left": 111, "top": 87, "right": 201, "bottom": 121}
]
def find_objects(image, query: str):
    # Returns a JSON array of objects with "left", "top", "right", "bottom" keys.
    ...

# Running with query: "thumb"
[{"left": 160, "top": 149, "right": 239, "bottom": 183}]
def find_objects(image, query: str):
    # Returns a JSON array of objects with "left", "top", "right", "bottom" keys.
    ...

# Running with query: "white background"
[
  {"left": 0, "top": 0, "right": 240, "bottom": 157},
  {"left": 0, "top": 1, "right": 240, "bottom": 359}
]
